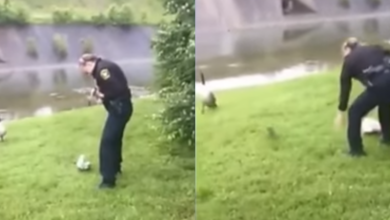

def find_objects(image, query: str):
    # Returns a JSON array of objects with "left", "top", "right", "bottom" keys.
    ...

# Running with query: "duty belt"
[{"left": 362, "top": 56, "right": 390, "bottom": 87}]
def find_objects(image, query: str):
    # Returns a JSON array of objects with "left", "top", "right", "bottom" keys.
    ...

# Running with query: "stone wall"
[{"left": 196, "top": 0, "right": 390, "bottom": 31}]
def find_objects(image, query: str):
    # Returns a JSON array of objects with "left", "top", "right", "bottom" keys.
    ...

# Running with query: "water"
[
  {"left": 196, "top": 15, "right": 390, "bottom": 93},
  {"left": 0, "top": 59, "right": 153, "bottom": 120},
  {"left": 196, "top": 0, "right": 390, "bottom": 31},
  {"left": 0, "top": 25, "right": 155, "bottom": 120},
  {"left": 4, "top": 15, "right": 390, "bottom": 118}
]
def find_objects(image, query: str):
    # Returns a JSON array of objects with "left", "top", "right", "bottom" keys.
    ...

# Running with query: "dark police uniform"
[
  {"left": 91, "top": 58, "right": 133, "bottom": 185},
  {"left": 338, "top": 44, "right": 390, "bottom": 156}
]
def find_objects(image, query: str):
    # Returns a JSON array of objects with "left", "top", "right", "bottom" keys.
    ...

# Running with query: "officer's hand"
[
  {"left": 96, "top": 91, "right": 104, "bottom": 98},
  {"left": 334, "top": 111, "right": 346, "bottom": 129},
  {"left": 93, "top": 87, "right": 104, "bottom": 98}
]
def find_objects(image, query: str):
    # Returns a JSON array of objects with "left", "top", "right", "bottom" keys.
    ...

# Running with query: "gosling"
[
  {"left": 0, "top": 118, "right": 7, "bottom": 142},
  {"left": 87, "top": 87, "right": 101, "bottom": 106},
  {"left": 199, "top": 71, "right": 217, "bottom": 114}
]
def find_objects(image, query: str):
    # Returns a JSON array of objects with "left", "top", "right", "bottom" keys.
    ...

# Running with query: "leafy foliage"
[
  {"left": 52, "top": 8, "right": 74, "bottom": 24},
  {"left": 51, "top": 4, "right": 134, "bottom": 26},
  {"left": 0, "top": 1, "right": 28, "bottom": 25},
  {"left": 0, "top": 1, "right": 141, "bottom": 26},
  {"left": 26, "top": 37, "right": 38, "bottom": 58},
  {"left": 80, "top": 37, "right": 94, "bottom": 53},
  {"left": 106, "top": 4, "right": 133, "bottom": 26},
  {"left": 152, "top": 0, "right": 195, "bottom": 150},
  {"left": 52, "top": 33, "right": 68, "bottom": 59}
]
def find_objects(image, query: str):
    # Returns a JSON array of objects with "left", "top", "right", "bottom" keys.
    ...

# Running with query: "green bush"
[
  {"left": 106, "top": 4, "right": 133, "bottom": 25},
  {"left": 80, "top": 37, "right": 94, "bottom": 53},
  {"left": 26, "top": 37, "right": 38, "bottom": 58},
  {"left": 0, "top": 2, "right": 29, "bottom": 25},
  {"left": 87, "top": 4, "right": 133, "bottom": 26},
  {"left": 140, "top": 12, "right": 148, "bottom": 23},
  {"left": 52, "top": 8, "right": 74, "bottom": 24},
  {"left": 52, "top": 34, "right": 68, "bottom": 59},
  {"left": 90, "top": 13, "right": 108, "bottom": 26},
  {"left": 152, "top": 0, "right": 195, "bottom": 150},
  {"left": 339, "top": 0, "right": 350, "bottom": 8}
]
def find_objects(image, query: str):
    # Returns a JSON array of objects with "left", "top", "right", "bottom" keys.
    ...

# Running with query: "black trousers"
[
  {"left": 100, "top": 98, "right": 133, "bottom": 182},
  {"left": 348, "top": 88, "right": 390, "bottom": 152}
]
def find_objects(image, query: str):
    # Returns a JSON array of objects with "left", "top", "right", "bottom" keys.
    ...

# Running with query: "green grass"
[
  {"left": 11, "top": 0, "right": 166, "bottom": 24},
  {"left": 196, "top": 70, "right": 390, "bottom": 220},
  {"left": 0, "top": 99, "right": 194, "bottom": 220}
]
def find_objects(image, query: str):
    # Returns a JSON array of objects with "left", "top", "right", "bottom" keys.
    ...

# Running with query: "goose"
[
  {"left": 361, "top": 117, "right": 381, "bottom": 135},
  {"left": 199, "top": 71, "right": 217, "bottom": 114},
  {"left": 0, "top": 118, "right": 6, "bottom": 141},
  {"left": 86, "top": 87, "right": 101, "bottom": 106},
  {"left": 76, "top": 154, "right": 91, "bottom": 171}
]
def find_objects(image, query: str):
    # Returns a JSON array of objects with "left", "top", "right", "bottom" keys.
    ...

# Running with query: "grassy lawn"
[
  {"left": 12, "top": 0, "right": 165, "bottom": 24},
  {"left": 196, "top": 69, "right": 390, "bottom": 220},
  {"left": 0, "top": 99, "right": 194, "bottom": 220}
]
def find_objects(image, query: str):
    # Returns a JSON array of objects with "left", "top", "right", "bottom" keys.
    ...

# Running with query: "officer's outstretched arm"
[{"left": 338, "top": 62, "right": 352, "bottom": 112}]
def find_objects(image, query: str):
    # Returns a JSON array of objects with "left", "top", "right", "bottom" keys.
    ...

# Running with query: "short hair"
[
  {"left": 342, "top": 37, "right": 360, "bottom": 50},
  {"left": 79, "top": 53, "right": 99, "bottom": 65}
]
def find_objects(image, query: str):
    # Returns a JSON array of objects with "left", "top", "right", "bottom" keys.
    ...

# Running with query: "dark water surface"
[
  {"left": 2, "top": 16, "right": 390, "bottom": 118},
  {"left": 0, "top": 25, "right": 155, "bottom": 120},
  {"left": 196, "top": 14, "right": 390, "bottom": 92}
]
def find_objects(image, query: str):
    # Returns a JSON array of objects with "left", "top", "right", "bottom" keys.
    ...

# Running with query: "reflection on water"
[
  {"left": 364, "top": 18, "right": 379, "bottom": 34},
  {"left": 53, "top": 69, "right": 68, "bottom": 88},
  {"left": 34, "top": 106, "right": 53, "bottom": 117},
  {"left": 26, "top": 71, "right": 40, "bottom": 89},
  {"left": 0, "top": 59, "right": 153, "bottom": 120},
  {"left": 0, "top": 85, "right": 151, "bottom": 121},
  {"left": 283, "top": 25, "right": 320, "bottom": 42},
  {"left": 335, "top": 21, "right": 349, "bottom": 34},
  {"left": 196, "top": 15, "right": 390, "bottom": 82},
  {"left": 4, "top": 15, "right": 390, "bottom": 119},
  {"left": 196, "top": 61, "right": 327, "bottom": 93}
]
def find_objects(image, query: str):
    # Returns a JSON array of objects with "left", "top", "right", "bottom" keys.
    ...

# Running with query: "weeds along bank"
[
  {"left": 0, "top": 0, "right": 165, "bottom": 25},
  {"left": 0, "top": 0, "right": 162, "bottom": 64}
]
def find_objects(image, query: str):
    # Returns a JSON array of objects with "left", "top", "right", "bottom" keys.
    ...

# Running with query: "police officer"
[
  {"left": 334, "top": 38, "right": 390, "bottom": 157},
  {"left": 79, "top": 54, "right": 133, "bottom": 188}
]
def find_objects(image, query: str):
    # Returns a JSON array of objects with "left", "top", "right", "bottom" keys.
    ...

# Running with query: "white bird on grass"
[
  {"left": 0, "top": 118, "right": 7, "bottom": 142},
  {"left": 361, "top": 117, "right": 381, "bottom": 135},
  {"left": 76, "top": 154, "right": 91, "bottom": 171}
]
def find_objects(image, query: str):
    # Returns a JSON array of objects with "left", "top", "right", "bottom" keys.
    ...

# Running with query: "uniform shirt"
[
  {"left": 338, "top": 45, "right": 389, "bottom": 111},
  {"left": 91, "top": 58, "right": 131, "bottom": 101}
]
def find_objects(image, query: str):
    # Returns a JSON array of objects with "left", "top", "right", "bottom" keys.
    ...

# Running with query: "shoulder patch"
[{"left": 100, "top": 69, "right": 110, "bottom": 80}]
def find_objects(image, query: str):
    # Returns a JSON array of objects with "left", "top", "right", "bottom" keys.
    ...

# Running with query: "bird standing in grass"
[
  {"left": 361, "top": 117, "right": 381, "bottom": 135},
  {"left": 266, "top": 126, "right": 278, "bottom": 139},
  {"left": 0, "top": 118, "right": 7, "bottom": 142},
  {"left": 199, "top": 71, "right": 218, "bottom": 114},
  {"left": 87, "top": 87, "right": 102, "bottom": 106},
  {"left": 76, "top": 154, "right": 91, "bottom": 171}
]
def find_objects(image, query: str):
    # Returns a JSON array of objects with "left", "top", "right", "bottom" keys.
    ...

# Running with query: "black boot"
[
  {"left": 115, "top": 164, "right": 122, "bottom": 176},
  {"left": 380, "top": 136, "right": 390, "bottom": 146},
  {"left": 348, "top": 150, "right": 367, "bottom": 157},
  {"left": 98, "top": 178, "right": 116, "bottom": 189}
]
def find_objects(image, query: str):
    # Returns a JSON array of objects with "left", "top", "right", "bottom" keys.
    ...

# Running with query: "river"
[
  {"left": 0, "top": 25, "right": 154, "bottom": 120},
  {"left": 1, "top": 15, "right": 390, "bottom": 119},
  {"left": 195, "top": 14, "right": 390, "bottom": 92}
]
